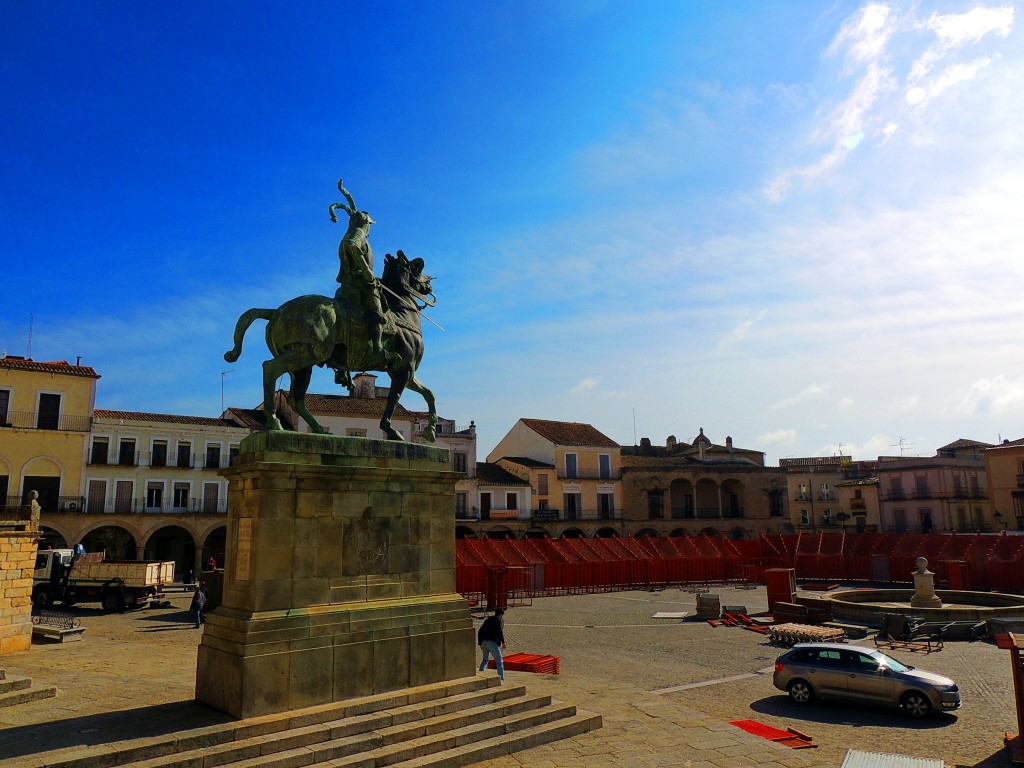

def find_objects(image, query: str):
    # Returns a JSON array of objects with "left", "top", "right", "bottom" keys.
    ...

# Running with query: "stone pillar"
[
  {"left": 0, "top": 529, "right": 41, "bottom": 655},
  {"left": 195, "top": 432, "right": 476, "bottom": 718},
  {"left": 910, "top": 556, "right": 942, "bottom": 609}
]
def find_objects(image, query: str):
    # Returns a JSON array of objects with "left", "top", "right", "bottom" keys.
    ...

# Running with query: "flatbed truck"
[{"left": 33, "top": 549, "right": 175, "bottom": 612}]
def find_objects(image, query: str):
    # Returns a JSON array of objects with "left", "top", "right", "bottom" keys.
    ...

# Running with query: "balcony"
[
  {"left": 78, "top": 498, "right": 228, "bottom": 514},
  {"left": 456, "top": 506, "right": 480, "bottom": 521},
  {"left": 557, "top": 470, "right": 619, "bottom": 481},
  {"left": 0, "top": 410, "right": 92, "bottom": 432}
]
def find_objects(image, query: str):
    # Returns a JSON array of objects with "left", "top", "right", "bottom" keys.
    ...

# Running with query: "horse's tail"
[{"left": 224, "top": 308, "right": 276, "bottom": 363}]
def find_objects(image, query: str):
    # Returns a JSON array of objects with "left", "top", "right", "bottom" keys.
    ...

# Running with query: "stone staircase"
[
  {"left": 10, "top": 675, "right": 600, "bottom": 768},
  {"left": 0, "top": 667, "right": 57, "bottom": 708}
]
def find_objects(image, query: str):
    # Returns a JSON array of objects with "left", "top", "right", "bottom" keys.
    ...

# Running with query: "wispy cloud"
[
  {"left": 570, "top": 377, "right": 603, "bottom": 395},
  {"left": 772, "top": 383, "right": 830, "bottom": 410},
  {"left": 759, "top": 428, "right": 797, "bottom": 445}
]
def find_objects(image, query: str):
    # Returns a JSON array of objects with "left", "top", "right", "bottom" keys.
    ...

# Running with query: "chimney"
[
  {"left": 666, "top": 435, "right": 677, "bottom": 452},
  {"left": 726, "top": 436, "right": 733, "bottom": 451}
]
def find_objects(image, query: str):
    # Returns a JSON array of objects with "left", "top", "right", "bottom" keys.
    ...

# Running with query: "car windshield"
[{"left": 871, "top": 651, "right": 910, "bottom": 673}]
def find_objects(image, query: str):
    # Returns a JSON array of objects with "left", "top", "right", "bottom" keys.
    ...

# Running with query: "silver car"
[{"left": 773, "top": 642, "right": 960, "bottom": 717}]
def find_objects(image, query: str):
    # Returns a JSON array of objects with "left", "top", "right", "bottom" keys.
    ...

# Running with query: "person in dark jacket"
[
  {"left": 191, "top": 582, "right": 207, "bottom": 628},
  {"left": 477, "top": 608, "right": 506, "bottom": 681}
]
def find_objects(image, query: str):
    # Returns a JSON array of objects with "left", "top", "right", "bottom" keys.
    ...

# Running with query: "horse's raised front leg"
[
  {"left": 380, "top": 366, "right": 412, "bottom": 441},
  {"left": 406, "top": 374, "right": 437, "bottom": 443}
]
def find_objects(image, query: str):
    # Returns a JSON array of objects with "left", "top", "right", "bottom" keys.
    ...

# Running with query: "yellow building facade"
[
  {"left": 984, "top": 438, "right": 1024, "bottom": 531},
  {"left": 0, "top": 357, "right": 99, "bottom": 512}
]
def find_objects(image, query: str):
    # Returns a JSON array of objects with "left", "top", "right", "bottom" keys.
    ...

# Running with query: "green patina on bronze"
[{"left": 225, "top": 180, "right": 439, "bottom": 442}]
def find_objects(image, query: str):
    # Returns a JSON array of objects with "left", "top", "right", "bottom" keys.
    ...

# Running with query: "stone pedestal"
[
  {"left": 0, "top": 528, "right": 40, "bottom": 655},
  {"left": 910, "top": 556, "right": 942, "bottom": 609},
  {"left": 195, "top": 432, "right": 476, "bottom": 718}
]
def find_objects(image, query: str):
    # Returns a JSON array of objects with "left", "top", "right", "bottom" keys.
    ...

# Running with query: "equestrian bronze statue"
[{"left": 224, "top": 181, "right": 439, "bottom": 442}]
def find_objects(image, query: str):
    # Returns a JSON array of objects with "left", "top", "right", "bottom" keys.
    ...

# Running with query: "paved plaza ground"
[{"left": 0, "top": 585, "right": 1017, "bottom": 767}]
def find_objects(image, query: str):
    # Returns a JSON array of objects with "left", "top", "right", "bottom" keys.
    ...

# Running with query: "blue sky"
[{"left": 2, "top": 1, "right": 1021, "bottom": 464}]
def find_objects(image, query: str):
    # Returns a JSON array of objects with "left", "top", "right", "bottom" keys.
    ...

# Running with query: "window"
[
  {"left": 118, "top": 438, "right": 136, "bottom": 466},
  {"left": 87, "top": 480, "right": 106, "bottom": 513},
  {"left": 648, "top": 492, "right": 664, "bottom": 519},
  {"left": 820, "top": 483, "right": 831, "bottom": 500},
  {"left": 90, "top": 437, "right": 109, "bottom": 465},
  {"left": 114, "top": 480, "right": 133, "bottom": 514},
  {"left": 0, "top": 474, "right": 8, "bottom": 503},
  {"left": 453, "top": 452, "right": 467, "bottom": 473},
  {"left": 538, "top": 499, "right": 548, "bottom": 512},
  {"left": 506, "top": 492, "right": 518, "bottom": 510},
  {"left": 891, "top": 478, "right": 904, "bottom": 499},
  {"left": 205, "top": 444, "right": 221, "bottom": 469},
  {"left": 151, "top": 440, "right": 168, "bottom": 467},
  {"left": 822, "top": 508, "right": 832, "bottom": 525},
  {"left": 203, "top": 483, "right": 220, "bottom": 513},
  {"left": 146, "top": 482, "right": 164, "bottom": 509},
  {"left": 800, "top": 509, "right": 809, "bottom": 525},
  {"left": 37, "top": 393, "right": 61, "bottom": 430},
  {"left": 599, "top": 454, "right": 611, "bottom": 480},
  {"left": 455, "top": 493, "right": 467, "bottom": 517},
  {"left": 0, "top": 389, "right": 10, "bottom": 425},
  {"left": 769, "top": 489, "right": 784, "bottom": 517},
  {"left": 598, "top": 493, "right": 615, "bottom": 520},
  {"left": 229, "top": 444, "right": 240, "bottom": 465},
  {"left": 811, "top": 648, "right": 844, "bottom": 667},
  {"left": 563, "top": 492, "right": 581, "bottom": 520},
  {"left": 797, "top": 483, "right": 807, "bottom": 501},
  {"left": 915, "top": 476, "right": 928, "bottom": 498},
  {"left": 173, "top": 483, "right": 190, "bottom": 510},
  {"left": 480, "top": 492, "right": 492, "bottom": 519},
  {"left": 538, "top": 474, "right": 548, "bottom": 496},
  {"left": 176, "top": 442, "right": 192, "bottom": 468},
  {"left": 565, "top": 453, "right": 578, "bottom": 479},
  {"left": 894, "top": 509, "right": 907, "bottom": 532}
]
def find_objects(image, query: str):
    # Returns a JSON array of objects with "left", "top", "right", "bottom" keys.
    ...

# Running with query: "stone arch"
[
  {"left": 668, "top": 478, "right": 694, "bottom": 519},
  {"left": 594, "top": 527, "right": 618, "bottom": 538},
  {"left": 694, "top": 479, "right": 720, "bottom": 519},
  {"left": 200, "top": 525, "right": 227, "bottom": 571},
  {"left": 669, "top": 528, "right": 688, "bottom": 537},
  {"left": 0, "top": 454, "right": 14, "bottom": 476},
  {"left": 779, "top": 522, "right": 796, "bottom": 534},
  {"left": 80, "top": 524, "right": 140, "bottom": 561},
  {"left": 145, "top": 524, "right": 198, "bottom": 580},
  {"left": 22, "top": 456, "right": 64, "bottom": 477},
  {"left": 455, "top": 526, "right": 477, "bottom": 539},
  {"left": 523, "top": 527, "right": 550, "bottom": 539},
  {"left": 560, "top": 528, "right": 586, "bottom": 539},
  {"left": 700, "top": 526, "right": 720, "bottom": 537},
  {"left": 729, "top": 526, "right": 750, "bottom": 541},
  {"left": 38, "top": 525, "right": 68, "bottom": 550},
  {"left": 635, "top": 528, "right": 660, "bottom": 537},
  {"left": 484, "top": 527, "right": 514, "bottom": 540}
]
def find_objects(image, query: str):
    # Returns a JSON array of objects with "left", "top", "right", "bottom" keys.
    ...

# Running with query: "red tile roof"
[
  {"left": 0, "top": 357, "right": 100, "bottom": 378},
  {"left": 93, "top": 409, "right": 245, "bottom": 428},
  {"left": 502, "top": 456, "right": 556, "bottom": 469},
  {"left": 303, "top": 393, "right": 414, "bottom": 421},
  {"left": 520, "top": 418, "right": 619, "bottom": 448},
  {"left": 477, "top": 462, "right": 531, "bottom": 487}
]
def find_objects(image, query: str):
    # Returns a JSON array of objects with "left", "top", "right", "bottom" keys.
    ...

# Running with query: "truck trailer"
[{"left": 33, "top": 549, "right": 175, "bottom": 612}]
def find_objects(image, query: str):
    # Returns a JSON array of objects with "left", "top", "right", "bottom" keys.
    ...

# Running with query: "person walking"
[
  {"left": 477, "top": 608, "right": 507, "bottom": 681},
  {"left": 191, "top": 581, "right": 207, "bottom": 628}
]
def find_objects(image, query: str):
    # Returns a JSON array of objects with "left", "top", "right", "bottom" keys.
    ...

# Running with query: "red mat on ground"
[
  {"left": 729, "top": 719, "right": 816, "bottom": 749},
  {"left": 488, "top": 653, "right": 561, "bottom": 674}
]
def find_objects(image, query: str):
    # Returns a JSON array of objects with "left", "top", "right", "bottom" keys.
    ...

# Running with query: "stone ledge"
[{"left": 239, "top": 432, "right": 451, "bottom": 466}]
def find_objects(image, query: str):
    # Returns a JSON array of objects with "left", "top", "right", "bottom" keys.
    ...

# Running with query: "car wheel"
[
  {"left": 902, "top": 691, "right": 931, "bottom": 718},
  {"left": 788, "top": 679, "right": 814, "bottom": 704}
]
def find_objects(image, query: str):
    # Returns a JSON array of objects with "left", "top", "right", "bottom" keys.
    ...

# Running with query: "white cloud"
[
  {"left": 772, "top": 383, "right": 829, "bottom": 410},
  {"left": 570, "top": 377, "right": 602, "bottom": 395},
  {"left": 958, "top": 375, "right": 1024, "bottom": 415},
  {"left": 898, "top": 396, "right": 920, "bottom": 410},
  {"left": 758, "top": 429, "right": 797, "bottom": 445},
  {"left": 718, "top": 310, "right": 766, "bottom": 350}
]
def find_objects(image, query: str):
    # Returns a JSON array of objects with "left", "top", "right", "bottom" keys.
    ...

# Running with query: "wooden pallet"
[{"left": 488, "top": 652, "right": 561, "bottom": 674}]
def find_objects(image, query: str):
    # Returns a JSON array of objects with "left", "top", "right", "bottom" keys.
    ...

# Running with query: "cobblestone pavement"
[{"left": 0, "top": 586, "right": 1016, "bottom": 767}]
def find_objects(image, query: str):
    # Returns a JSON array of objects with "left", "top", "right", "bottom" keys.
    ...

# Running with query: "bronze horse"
[{"left": 224, "top": 250, "right": 438, "bottom": 441}]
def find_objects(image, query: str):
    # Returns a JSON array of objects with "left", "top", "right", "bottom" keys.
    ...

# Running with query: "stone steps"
[
  {"left": 12, "top": 675, "right": 600, "bottom": 768},
  {"left": 0, "top": 669, "right": 57, "bottom": 709}
]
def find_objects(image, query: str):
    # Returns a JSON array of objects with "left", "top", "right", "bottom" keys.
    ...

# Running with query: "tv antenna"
[
  {"left": 221, "top": 369, "right": 235, "bottom": 412},
  {"left": 891, "top": 436, "right": 914, "bottom": 456}
]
